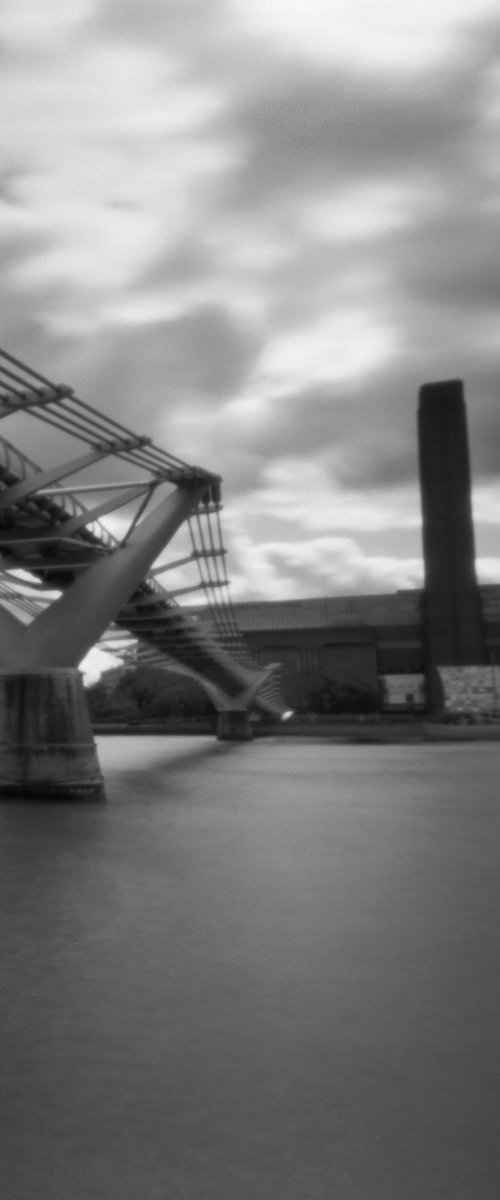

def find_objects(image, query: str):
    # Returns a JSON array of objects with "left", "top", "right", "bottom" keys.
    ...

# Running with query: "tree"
[{"left": 86, "top": 666, "right": 215, "bottom": 722}]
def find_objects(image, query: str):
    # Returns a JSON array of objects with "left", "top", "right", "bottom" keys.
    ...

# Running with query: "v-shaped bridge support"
[{"left": 199, "top": 664, "right": 279, "bottom": 740}]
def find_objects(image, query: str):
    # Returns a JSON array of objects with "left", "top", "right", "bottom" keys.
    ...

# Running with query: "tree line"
[{"left": 86, "top": 666, "right": 382, "bottom": 723}]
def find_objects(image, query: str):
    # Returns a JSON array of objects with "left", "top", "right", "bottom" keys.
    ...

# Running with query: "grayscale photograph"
[{"left": 0, "top": 2, "right": 499, "bottom": 1197}]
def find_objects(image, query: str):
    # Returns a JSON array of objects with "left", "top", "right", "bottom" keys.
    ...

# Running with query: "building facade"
[
  {"left": 224, "top": 381, "right": 498, "bottom": 713},
  {"left": 183, "top": 381, "right": 498, "bottom": 712},
  {"left": 229, "top": 585, "right": 500, "bottom": 712}
]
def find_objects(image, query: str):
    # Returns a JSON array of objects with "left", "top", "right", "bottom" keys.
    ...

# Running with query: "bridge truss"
[{"left": 0, "top": 346, "right": 285, "bottom": 732}]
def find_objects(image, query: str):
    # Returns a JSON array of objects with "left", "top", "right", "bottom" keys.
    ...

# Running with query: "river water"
[{"left": 1, "top": 736, "right": 499, "bottom": 1199}]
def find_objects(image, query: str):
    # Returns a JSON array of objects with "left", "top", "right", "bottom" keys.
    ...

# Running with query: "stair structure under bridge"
[{"left": 0, "top": 347, "right": 287, "bottom": 796}]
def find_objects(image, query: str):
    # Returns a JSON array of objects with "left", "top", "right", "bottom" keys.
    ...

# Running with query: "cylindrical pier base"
[
  {"left": 216, "top": 709, "right": 253, "bottom": 741},
  {"left": 0, "top": 669, "right": 104, "bottom": 797}
]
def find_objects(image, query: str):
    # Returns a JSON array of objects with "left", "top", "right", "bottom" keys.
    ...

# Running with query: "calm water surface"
[{"left": 1, "top": 736, "right": 499, "bottom": 1199}]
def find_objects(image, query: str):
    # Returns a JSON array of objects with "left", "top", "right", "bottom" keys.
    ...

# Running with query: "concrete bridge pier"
[
  {"left": 205, "top": 664, "right": 280, "bottom": 742},
  {"left": 0, "top": 669, "right": 103, "bottom": 797},
  {"left": 216, "top": 709, "right": 254, "bottom": 741},
  {"left": 0, "top": 479, "right": 209, "bottom": 798}
]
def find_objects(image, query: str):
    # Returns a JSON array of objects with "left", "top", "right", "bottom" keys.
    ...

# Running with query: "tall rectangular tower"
[{"left": 418, "top": 380, "right": 484, "bottom": 680}]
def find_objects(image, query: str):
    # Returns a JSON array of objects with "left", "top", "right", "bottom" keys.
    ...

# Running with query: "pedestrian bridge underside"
[{"left": 0, "top": 347, "right": 286, "bottom": 794}]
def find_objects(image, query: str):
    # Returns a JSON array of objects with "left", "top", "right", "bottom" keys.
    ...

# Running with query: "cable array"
[
  {"left": 0, "top": 346, "right": 286, "bottom": 716},
  {"left": 0, "top": 348, "right": 204, "bottom": 485}
]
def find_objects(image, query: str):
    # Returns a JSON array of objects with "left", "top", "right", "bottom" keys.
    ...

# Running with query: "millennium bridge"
[{"left": 0, "top": 347, "right": 286, "bottom": 796}]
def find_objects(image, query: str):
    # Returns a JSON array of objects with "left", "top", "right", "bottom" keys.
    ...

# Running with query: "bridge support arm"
[{"left": 13, "top": 481, "right": 207, "bottom": 669}]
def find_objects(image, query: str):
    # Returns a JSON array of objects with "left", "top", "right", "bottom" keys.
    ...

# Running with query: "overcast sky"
[{"left": 2, "top": 0, "right": 500, "bottom": 603}]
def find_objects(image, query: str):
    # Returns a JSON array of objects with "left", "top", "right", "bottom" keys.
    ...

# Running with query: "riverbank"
[
  {"left": 92, "top": 717, "right": 500, "bottom": 743},
  {"left": 257, "top": 719, "right": 500, "bottom": 742}
]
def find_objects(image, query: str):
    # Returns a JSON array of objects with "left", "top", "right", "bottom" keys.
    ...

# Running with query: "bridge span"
[{"left": 0, "top": 347, "right": 286, "bottom": 795}]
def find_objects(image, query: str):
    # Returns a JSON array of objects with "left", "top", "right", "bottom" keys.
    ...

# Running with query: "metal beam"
[
  {"left": 16, "top": 479, "right": 209, "bottom": 668},
  {"left": 146, "top": 548, "right": 226, "bottom": 577},
  {"left": 0, "top": 551, "right": 107, "bottom": 573},
  {"left": 0, "top": 436, "right": 152, "bottom": 508},
  {"left": 0, "top": 483, "right": 153, "bottom": 544},
  {"left": 38, "top": 480, "right": 155, "bottom": 495},
  {"left": 121, "top": 581, "right": 228, "bottom": 607},
  {"left": 0, "top": 385, "right": 73, "bottom": 418}
]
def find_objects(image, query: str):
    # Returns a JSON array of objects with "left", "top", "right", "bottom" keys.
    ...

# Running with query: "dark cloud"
[
  {"left": 220, "top": 353, "right": 500, "bottom": 498},
  {"left": 329, "top": 363, "right": 500, "bottom": 491},
  {"left": 0, "top": 226, "right": 51, "bottom": 275},
  {"left": 390, "top": 210, "right": 500, "bottom": 311},
  {"left": 227, "top": 60, "right": 478, "bottom": 204},
  {"left": 161, "top": 305, "right": 259, "bottom": 396},
  {"left": 213, "top": 378, "right": 418, "bottom": 490},
  {"left": 76, "top": 305, "right": 260, "bottom": 434},
  {"left": 259, "top": 392, "right": 369, "bottom": 463},
  {"left": 0, "top": 164, "right": 28, "bottom": 206},
  {"left": 262, "top": 240, "right": 356, "bottom": 335},
  {"left": 0, "top": 231, "right": 77, "bottom": 386},
  {"left": 97, "top": 0, "right": 224, "bottom": 56},
  {"left": 328, "top": 363, "right": 500, "bottom": 491},
  {"left": 460, "top": 371, "right": 500, "bottom": 480},
  {"left": 137, "top": 239, "right": 212, "bottom": 290}
]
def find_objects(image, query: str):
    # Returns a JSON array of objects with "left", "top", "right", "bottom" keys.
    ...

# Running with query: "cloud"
[
  {"left": 71, "top": 306, "right": 261, "bottom": 454},
  {"left": 1, "top": 1, "right": 500, "bottom": 604},
  {"left": 230, "top": 67, "right": 470, "bottom": 204},
  {"left": 227, "top": 530, "right": 424, "bottom": 602},
  {"left": 231, "top": 0, "right": 499, "bottom": 74}
]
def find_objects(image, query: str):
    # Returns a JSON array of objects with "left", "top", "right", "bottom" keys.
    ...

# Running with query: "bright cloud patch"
[
  {"left": 232, "top": 0, "right": 498, "bottom": 71},
  {"left": 227, "top": 530, "right": 424, "bottom": 602},
  {"left": 255, "top": 309, "right": 397, "bottom": 392}
]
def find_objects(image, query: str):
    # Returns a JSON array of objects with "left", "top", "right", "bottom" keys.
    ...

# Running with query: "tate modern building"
[{"left": 228, "top": 381, "right": 500, "bottom": 713}]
